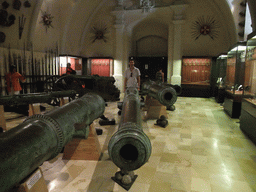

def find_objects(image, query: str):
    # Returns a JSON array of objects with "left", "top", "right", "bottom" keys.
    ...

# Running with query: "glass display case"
[
  {"left": 214, "top": 54, "right": 227, "bottom": 103},
  {"left": 181, "top": 57, "right": 212, "bottom": 97},
  {"left": 88, "top": 57, "right": 114, "bottom": 77},
  {"left": 240, "top": 31, "right": 256, "bottom": 144},
  {"left": 223, "top": 41, "right": 247, "bottom": 118},
  {"left": 243, "top": 32, "right": 256, "bottom": 100},
  {"left": 59, "top": 55, "right": 83, "bottom": 75}
]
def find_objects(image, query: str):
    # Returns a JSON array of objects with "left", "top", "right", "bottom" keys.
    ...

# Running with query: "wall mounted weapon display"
[
  {"left": 90, "top": 23, "right": 109, "bottom": 43},
  {"left": 19, "top": 14, "right": 26, "bottom": 39},
  {"left": 40, "top": 10, "right": 54, "bottom": 32},
  {"left": 0, "top": 43, "right": 60, "bottom": 96},
  {"left": 0, "top": 9, "right": 16, "bottom": 27},
  {"left": 12, "top": 0, "right": 22, "bottom": 10},
  {"left": 0, "top": 32, "right": 6, "bottom": 43},
  {"left": 191, "top": 16, "right": 220, "bottom": 40}
]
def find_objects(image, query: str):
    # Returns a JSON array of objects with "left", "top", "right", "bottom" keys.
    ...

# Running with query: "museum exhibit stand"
[
  {"left": 214, "top": 54, "right": 227, "bottom": 103},
  {"left": 223, "top": 41, "right": 247, "bottom": 118},
  {"left": 240, "top": 31, "right": 256, "bottom": 144},
  {"left": 181, "top": 57, "right": 212, "bottom": 97}
]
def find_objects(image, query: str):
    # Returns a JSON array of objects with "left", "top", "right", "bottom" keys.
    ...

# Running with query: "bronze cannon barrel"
[
  {"left": 108, "top": 88, "right": 151, "bottom": 172},
  {"left": 0, "top": 93, "right": 105, "bottom": 192},
  {"left": 141, "top": 80, "right": 177, "bottom": 107},
  {"left": 0, "top": 90, "right": 77, "bottom": 106},
  {"left": 158, "top": 82, "right": 182, "bottom": 95}
]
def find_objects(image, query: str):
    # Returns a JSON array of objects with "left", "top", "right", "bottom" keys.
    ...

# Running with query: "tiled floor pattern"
[{"left": 4, "top": 97, "right": 256, "bottom": 192}]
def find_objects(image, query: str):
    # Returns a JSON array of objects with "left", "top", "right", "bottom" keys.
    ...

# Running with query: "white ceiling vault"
[
  {"left": 0, "top": 0, "right": 249, "bottom": 57},
  {"left": 50, "top": 0, "right": 237, "bottom": 56}
]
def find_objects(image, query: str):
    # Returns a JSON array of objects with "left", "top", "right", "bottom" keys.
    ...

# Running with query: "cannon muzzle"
[
  {"left": 0, "top": 92, "right": 105, "bottom": 192},
  {"left": 141, "top": 80, "right": 177, "bottom": 107},
  {"left": 108, "top": 88, "right": 151, "bottom": 172}
]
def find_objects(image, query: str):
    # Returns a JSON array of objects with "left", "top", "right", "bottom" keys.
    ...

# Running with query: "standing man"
[
  {"left": 5, "top": 65, "right": 26, "bottom": 95},
  {"left": 124, "top": 60, "right": 141, "bottom": 91}
]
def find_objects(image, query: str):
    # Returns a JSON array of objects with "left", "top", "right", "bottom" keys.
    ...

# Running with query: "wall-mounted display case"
[
  {"left": 214, "top": 54, "right": 227, "bottom": 103},
  {"left": 223, "top": 41, "right": 247, "bottom": 118},
  {"left": 240, "top": 31, "right": 256, "bottom": 144},
  {"left": 88, "top": 57, "right": 114, "bottom": 77},
  {"left": 59, "top": 55, "right": 83, "bottom": 75},
  {"left": 181, "top": 57, "right": 211, "bottom": 85},
  {"left": 181, "top": 57, "right": 212, "bottom": 97}
]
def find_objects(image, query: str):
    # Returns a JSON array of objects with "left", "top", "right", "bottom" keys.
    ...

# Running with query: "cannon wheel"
[{"left": 43, "top": 75, "right": 61, "bottom": 92}]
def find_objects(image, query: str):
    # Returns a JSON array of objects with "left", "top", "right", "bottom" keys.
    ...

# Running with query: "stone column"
[
  {"left": 170, "top": 20, "right": 185, "bottom": 85},
  {"left": 114, "top": 24, "right": 125, "bottom": 92},
  {"left": 112, "top": 6, "right": 125, "bottom": 92},
  {"left": 169, "top": 3, "right": 188, "bottom": 85},
  {"left": 167, "top": 25, "right": 174, "bottom": 84}
]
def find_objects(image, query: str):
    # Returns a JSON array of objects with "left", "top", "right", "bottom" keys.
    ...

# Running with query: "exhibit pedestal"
[
  {"left": 223, "top": 91, "right": 243, "bottom": 118},
  {"left": 0, "top": 105, "right": 6, "bottom": 131},
  {"left": 62, "top": 124, "right": 102, "bottom": 160},
  {"left": 144, "top": 96, "right": 167, "bottom": 119},
  {"left": 59, "top": 97, "right": 69, "bottom": 106},
  {"left": 215, "top": 87, "right": 225, "bottom": 103},
  {"left": 28, "top": 103, "right": 41, "bottom": 116},
  {"left": 240, "top": 99, "right": 256, "bottom": 144},
  {"left": 180, "top": 83, "right": 212, "bottom": 98},
  {"left": 16, "top": 168, "right": 48, "bottom": 192}
]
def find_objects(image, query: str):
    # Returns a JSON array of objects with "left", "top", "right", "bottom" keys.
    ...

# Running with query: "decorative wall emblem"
[
  {"left": 12, "top": 0, "right": 21, "bottom": 10},
  {"left": 24, "top": 1, "right": 31, "bottom": 8},
  {"left": 40, "top": 11, "right": 54, "bottom": 32},
  {"left": 191, "top": 16, "right": 220, "bottom": 40},
  {"left": 0, "top": 32, "right": 6, "bottom": 43},
  {"left": 0, "top": 9, "right": 15, "bottom": 27},
  {"left": 90, "top": 24, "right": 109, "bottom": 43}
]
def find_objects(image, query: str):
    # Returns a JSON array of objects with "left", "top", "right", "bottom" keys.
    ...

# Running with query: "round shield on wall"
[{"left": 0, "top": 32, "right": 6, "bottom": 43}]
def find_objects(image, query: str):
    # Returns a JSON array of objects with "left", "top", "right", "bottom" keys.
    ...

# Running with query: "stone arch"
[{"left": 136, "top": 35, "right": 168, "bottom": 56}]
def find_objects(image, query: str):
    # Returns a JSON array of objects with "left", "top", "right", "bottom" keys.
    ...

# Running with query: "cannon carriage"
[{"left": 43, "top": 74, "right": 120, "bottom": 101}]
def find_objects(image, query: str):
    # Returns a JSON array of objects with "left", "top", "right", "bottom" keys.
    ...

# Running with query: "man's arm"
[
  {"left": 124, "top": 77, "right": 127, "bottom": 92},
  {"left": 137, "top": 76, "right": 140, "bottom": 90},
  {"left": 18, "top": 72, "right": 26, "bottom": 82}
]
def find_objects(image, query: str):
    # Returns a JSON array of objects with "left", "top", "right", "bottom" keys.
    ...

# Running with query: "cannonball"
[
  {"left": 128, "top": 171, "right": 135, "bottom": 179},
  {"left": 122, "top": 174, "right": 132, "bottom": 185},
  {"left": 160, "top": 115, "right": 167, "bottom": 120},
  {"left": 115, "top": 171, "right": 123, "bottom": 180}
]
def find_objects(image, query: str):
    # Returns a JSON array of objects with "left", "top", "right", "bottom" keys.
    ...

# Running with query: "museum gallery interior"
[{"left": 1, "top": 0, "right": 256, "bottom": 192}]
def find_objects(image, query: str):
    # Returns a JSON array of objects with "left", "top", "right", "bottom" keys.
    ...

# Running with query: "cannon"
[
  {"left": 140, "top": 80, "right": 178, "bottom": 108},
  {"left": 0, "top": 90, "right": 77, "bottom": 106},
  {"left": 0, "top": 92, "right": 105, "bottom": 192},
  {"left": 44, "top": 74, "right": 120, "bottom": 101},
  {"left": 108, "top": 87, "right": 151, "bottom": 190},
  {"left": 156, "top": 82, "right": 182, "bottom": 95}
]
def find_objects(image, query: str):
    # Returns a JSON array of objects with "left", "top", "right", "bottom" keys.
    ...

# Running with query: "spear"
[
  {"left": 8, "top": 43, "right": 12, "bottom": 67},
  {"left": 30, "top": 42, "right": 35, "bottom": 92},
  {"left": 3, "top": 53, "right": 8, "bottom": 95},
  {"left": 22, "top": 42, "right": 27, "bottom": 93},
  {"left": 51, "top": 49, "right": 53, "bottom": 76},
  {"left": 48, "top": 49, "right": 51, "bottom": 77},
  {"left": 45, "top": 50, "right": 48, "bottom": 79},
  {"left": 56, "top": 42, "right": 60, "bottom": 75}
]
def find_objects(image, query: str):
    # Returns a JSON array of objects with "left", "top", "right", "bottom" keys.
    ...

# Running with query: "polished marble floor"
[{"left": 4, "top": 96, "right": 256, "bottom": 192}]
